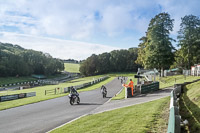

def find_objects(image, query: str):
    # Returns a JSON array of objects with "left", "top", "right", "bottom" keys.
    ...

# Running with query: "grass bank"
[
  {"left": 51, "top": 97, "right": 169, "bottom": 133},
  {"left": 158, "top": 75, "right": 200, "bottom": 89},
  {"left": 64, "top": 63, "right": 80, "bottom": 73},
  {"left": 179, "top": 81, "right": 200, "bottom": 132},
  {"left": 0, "top": 76, "right": 114, "bottom": 110}
]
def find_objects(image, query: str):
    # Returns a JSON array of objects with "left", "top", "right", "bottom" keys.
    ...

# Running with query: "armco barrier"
[
  {"left": 0, "top": 92, "right": 36, "bottom": 102},
  {"left": 168, "top": 90, "right": 181, "bottom": 133},
  {"left": 0, "top": 94, "right": 19, "bottom": 102},
  {"left": 167, "top": 79, "right": 200, "bottom": 133},
  {"left": 26, "top": 92, "right": 36, "bottom": 97}
]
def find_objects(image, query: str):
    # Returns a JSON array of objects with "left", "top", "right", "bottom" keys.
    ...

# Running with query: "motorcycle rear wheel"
[{"left": 70, "top": 98, "right": 74, "bottom": 105}]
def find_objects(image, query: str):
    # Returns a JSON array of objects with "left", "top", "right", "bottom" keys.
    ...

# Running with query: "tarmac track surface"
[{"left": 0, "top": 78, "right": 125, "bottom": 133}]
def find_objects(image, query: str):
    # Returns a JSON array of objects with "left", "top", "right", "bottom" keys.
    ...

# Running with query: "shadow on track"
[{"left": 78, "top": 103, "right": 102, "bottom": 105}]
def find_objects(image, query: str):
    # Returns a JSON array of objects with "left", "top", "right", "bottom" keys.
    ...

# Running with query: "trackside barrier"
[
  {"left": 0, "top": 80, "right": 39, "bottom": 88},
  {"left": 0, "top": 75, "right": 79, "bottom": 88},
  {"left": 167, "top": 79, "right": 200, "bottom": 133},
  {"left": 0, "top": 92, "right": 36, "bottom": 102},
  {"left": 168, "top": 90, "right": 181, "bottom": 133},
  {"left": 140, "top": 82, "right": 159, "bottom": 94},
  {"left": 45, "top": 76, "right": 109, "bottom": 95}
]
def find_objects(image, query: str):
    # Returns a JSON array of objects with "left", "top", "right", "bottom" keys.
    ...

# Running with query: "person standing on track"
[{"left": 123, "top": 79, "right": 134, "bottom": 96}]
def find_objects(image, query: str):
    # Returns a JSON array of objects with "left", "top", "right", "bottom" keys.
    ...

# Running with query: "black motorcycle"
[
  {"left": 68, "top": 93, "right": 80, "bottom": 105},
  {"left": 101, "top": 89, "right": 107, "bottom": 98},
  {"left": 101, "top": 85, "right": 107, "bottom": 98}
]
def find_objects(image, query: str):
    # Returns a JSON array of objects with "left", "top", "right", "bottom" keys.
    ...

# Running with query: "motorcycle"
[
  {"left": 101, "top": 89, "right": 107, "bottom": 98},
  {"left": 68, "top": 93, "right": 80, "bottom": 105}
]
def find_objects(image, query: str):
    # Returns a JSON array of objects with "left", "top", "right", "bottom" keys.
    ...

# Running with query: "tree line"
[
  {"left": 80, "top": 48, "right": 140, "bottom": 76},
  {"left": 0, "top": 42, "right": 64, "bottom": 77},
  {"left": 136, "top": 13, "right": 200, "bottom": 73},
  {"left": 80, "top": 13, "right": 200, "bottom": 76}
]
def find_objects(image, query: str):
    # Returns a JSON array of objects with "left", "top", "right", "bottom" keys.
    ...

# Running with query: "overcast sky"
[{"left": 0, "top": 0, "right": 199, "bottom": 60}]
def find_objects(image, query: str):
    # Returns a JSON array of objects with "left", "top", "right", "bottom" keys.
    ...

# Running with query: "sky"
[{"left": 0, "top": 0, "right": 199, "bottom": 60}]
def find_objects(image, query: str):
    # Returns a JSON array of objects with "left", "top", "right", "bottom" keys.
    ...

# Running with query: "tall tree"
[
  {"left": 137, "top": 12, "right": 175, "bottom": 75},
  {"left": 177, "top": 15, "right": 200, "bottom": 69},
  {"left": 135, "top": 36, "right": 147, "bottom": 67}
]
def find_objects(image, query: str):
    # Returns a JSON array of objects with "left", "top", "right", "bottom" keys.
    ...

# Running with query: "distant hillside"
[
  {"left": 0, "top": 42, "right": 64, "bottom": 77},
  {"left": 64, "top": 63, "right": 80, "bottom": 73}
]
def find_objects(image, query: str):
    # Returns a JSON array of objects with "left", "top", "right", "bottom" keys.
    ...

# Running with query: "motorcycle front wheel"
[{"left": 77, "top": 97, "right": 80, "bottom": 104}]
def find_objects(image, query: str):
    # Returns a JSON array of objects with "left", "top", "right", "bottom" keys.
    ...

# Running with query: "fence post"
[
  {"left": 45, "top": 90, "right": 46, "bottom": 95},
  {"left": 125, "top": 87, "right": 127, "bottom": 99},
  {"left": 55, "top": 88, "right": 56, "bottom": 94}
]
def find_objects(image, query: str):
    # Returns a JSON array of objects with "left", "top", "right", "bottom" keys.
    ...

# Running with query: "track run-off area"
[{"left": 0, "top": 78, "right": 172, "bottom": 133}]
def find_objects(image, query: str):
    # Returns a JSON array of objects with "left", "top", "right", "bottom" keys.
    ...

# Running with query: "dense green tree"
[
  {"left": 127, "top": 48, "right": 139, "bottom": 72},
  {"left": 79, "top": 48, "right": 139, "bottom": 76},
  {"left": 135, "top": 36, "right": 147, "bottom": 67},
  {"left": 177, "top": 15, "right": 200, "bottom": 69},
  {"left": 0, "top": 42, "right": 64, "bottom": 77},
  {"left": 97, "top": 52, "right": 111, "bottom": 74},
  {"left": 136, "top": 12, "right": 175, "bottom": 75}
]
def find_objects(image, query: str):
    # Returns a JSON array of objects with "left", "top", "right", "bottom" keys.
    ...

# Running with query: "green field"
[
  {"left": 51, "top": 97, "right": 170, "bottom": 133},
  {"left": 0, "top": 75, "right": 114, "bottom": 110},
  {"left": 64, "top": 63, "right": 80, "bottom": 73},
  {"left": 180, "top": 81, "right": 200, "bottom": 132}
]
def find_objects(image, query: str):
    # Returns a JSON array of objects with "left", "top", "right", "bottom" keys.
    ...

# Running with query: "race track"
[{"left": 0, "top": 78, "right": 124, "bottom": 133}]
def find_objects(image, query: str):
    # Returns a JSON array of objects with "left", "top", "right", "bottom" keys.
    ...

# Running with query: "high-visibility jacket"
[{"left": 128, "top": 81, "right": 134, "bottom": 88}]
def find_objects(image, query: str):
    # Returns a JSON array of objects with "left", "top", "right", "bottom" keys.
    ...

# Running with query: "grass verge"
[
  {"left": 51, "top": 97, "right": 169, "bottom": 133},
  {"left": 0, "top": 76, "right": 114, "bottom": 111},
  {"left": 179, "top": 81, "right": 200, "bottom": 132},
  {"left": 148, "top": 97, "right": 170, "bottom": 133}
]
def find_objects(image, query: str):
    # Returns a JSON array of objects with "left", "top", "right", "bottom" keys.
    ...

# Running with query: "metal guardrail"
[
  {"left": 167, "top": 90, "right": 181, "bottom": 133},
  {"left": 0, "top": 92, "right": 36, "bottom": 102},
  {"left": 167, "top": 79, "right": 200, "bottom": 133}
]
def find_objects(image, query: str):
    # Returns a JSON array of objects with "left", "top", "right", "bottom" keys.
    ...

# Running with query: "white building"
[{"left": 191, "top": 64, "right": 200, "bottom": 76}]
